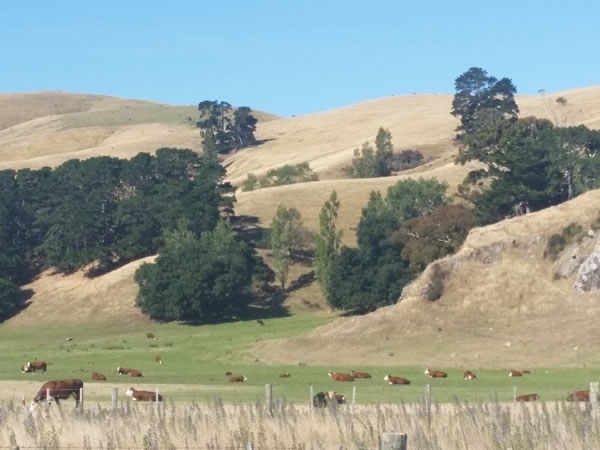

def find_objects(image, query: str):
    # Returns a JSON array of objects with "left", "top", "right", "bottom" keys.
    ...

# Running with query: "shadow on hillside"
[
  {"left": 231, "top": 215, "right": 268, "bottom": 247},
  {"left": 1, "top": 288, "right": 34, "bottom": 323}
]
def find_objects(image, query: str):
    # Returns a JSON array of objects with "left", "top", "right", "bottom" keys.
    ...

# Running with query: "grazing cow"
[
  {"left": 117, "top": 367, "right": 142, "bottom": 376},
  {"left": 424, "top": 368, "right": 448, "bottom": 378},
  {"left": 508, "top": 370, "right": 523, "bottom": 377},
  {"left": 327, "top": 391, "right": 346, "bottom": 404},
  {"left": 229, "top": 375, "right": 247, "bottom": 383},
  {"left": 256, "top": 319, "right": 265, "bottom": 326},
  {"left": 279, "top": 372, "right": 291, "bottom": 378},
  {"left": 384, "top": 375, "right": 411, "bottom": 385},
  {"left": 146, "top": 332, "right": 156, "bottom": 340},
  {"left": 463, "top": 370, "right": 477, "bottom": 380},
  {"left": 516, "top": 393, "right": 539, "bottom": 402},
  {"left": 350, "top": 370, "right": 372, "bottom": 379},
  {"left": 312, "top": 391, "right": 345, "bottom": 408},
  {"left": 30, "top": 379, "right": 83, "bottom": 411},
  {"left": 328, "top": 371, "right": 355, "bottom": 382},
  {"left": 225, "top": 371, "right": 232, "bottom": 376},
  {"left": 312, "top": 391, "right": 328, "bottom": 408},
  {"left": 126, "top": 387, "right": 163, "bottom": 402},
  {"left": 567, "top": 390, "right": 590, "bottom": 402},
  {"left": 155, "top": 354, "right": 162, "bottom": 364},
  {"left": 91, "top": 372, "right": 107, "bottom": 381},
  {"left": 23, "top": 361, "right": 47, "bottom": 374}
]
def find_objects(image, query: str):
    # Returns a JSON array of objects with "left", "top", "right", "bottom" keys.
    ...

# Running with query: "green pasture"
[
  {"left": 0, "top": 314, "right": 598, "bottom": 405},
  {"left": 61, "top": 105, "right": 199, "bottom": 129}
]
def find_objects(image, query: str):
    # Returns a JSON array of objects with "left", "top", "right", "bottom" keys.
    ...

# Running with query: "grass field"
[{"left": 1, "top": 314, "right": 597, "bottom": 406}]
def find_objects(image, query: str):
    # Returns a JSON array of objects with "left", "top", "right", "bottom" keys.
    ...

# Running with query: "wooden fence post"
[
  {"left": 309, "top": 384, "right": 314, "bottom": 410},
  {"left": 46, "top": 388, "right": 50, "bottom": 408},
  {"left": 352, "top": 386, "right": 356, "bottom": 406},
  {"left": 425, "top": 384, "right": 431, "bottom": 436},
  {"left": 590, "top": 382, "right": 598, "bottom": 409},
  {"left": 513, "top": 386, "right": 517, "bottom": 402},
  {"left": 381, "top": 432, "right": 407, "bottom": 450},
  {"left": 112, "top": 388, "right": 118, "bottom": 412},
  {"left": 156, "top": 388, "right": 160, "bottom": 405},
  {"left": 265, "top": 384, "right": 272, "bottom": 415},
  {"left": 79, "top": 387, "right": 84, "bottom": 410}
]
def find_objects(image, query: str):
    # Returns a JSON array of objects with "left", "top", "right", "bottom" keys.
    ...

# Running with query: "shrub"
[
  {"left": 241, "top": 163, "right": 318, "bottom": 191},
  {"left": 389, "top": 149, "right": 425, "bottom": 172},
  {"left": 544, "top": 222, "right": 583, "bottom": 260},
  {"left": 556, "top": 96, "right": 568, "bottom": 105}
]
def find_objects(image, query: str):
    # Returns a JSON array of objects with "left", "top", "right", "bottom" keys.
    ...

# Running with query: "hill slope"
[{"left": 2, "top": 86, "right": 600, "bottom": 368}]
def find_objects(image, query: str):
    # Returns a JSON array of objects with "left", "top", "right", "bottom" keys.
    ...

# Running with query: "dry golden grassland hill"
[{"left": 2, "top": 86, "right": 600, "bottom": 368}]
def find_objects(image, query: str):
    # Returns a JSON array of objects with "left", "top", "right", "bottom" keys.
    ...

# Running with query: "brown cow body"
[
  {"left": 508, "top": 370, "right": 523, "bottom": 377},
  {"left": 23, "top": 361, "right": 47, "bottom": 373},
  {"left": 516, "top": 393, "right": 539, "bottom": 402},
  {"left": 567, "top": 390, "right": 590, "bottom": 402},
  {"left": 91, "top": 372, "right": 107, "bottom": 381},
  {"left": 30, "top": 379, "right": 83, "bottom": 410},
  {"left": 229, "top": 375, "right": 247, "bottom": 383},
  {"left": 384, "top": 375, "right": 410, "bottom": 385},
  {"left": 463, "top": 370, "right": 477, "bottom": 380},
  {"left": 126, "top": 387, "right": 163, "bottom": 402},
  {"left": 146, "top": 332, "right": 156, "bottom": 340},
  {"left": 155, "top": 354, "right": 162, "bottom": 364},
  {"left": 424, "top": 368, "right": 447, "bottom": 378},
  {"left": 117, "top": 367, "right": 143, "bottom": 377},
  {"left": 279, "top": 372, "right": 291, "bottom": 378},
  {"left": 328, "top": 371, "right": 354, "bottom": 382},
  {"left": 351, "top": 370, "right": 372, "bottom": 379}
]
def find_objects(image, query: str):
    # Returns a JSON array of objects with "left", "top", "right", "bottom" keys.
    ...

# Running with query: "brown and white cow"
[
  {"left": 567, "top": 390, "right": 590, "bottom": 402},
  {"left": 508, "top": 369, "right": 523, "bottom": 377},
  {"left": 146, "top": 332, "right": 156, "bottom": 340},
  {"left": 328, "top": 371, "right": 355, "bottom": 382},
  {"left": 229, "top": 375, "right": 247, "bottom": 383},
  {"left": 126, "top": 387, "right": 163, "bottom": 402},
  {"left": 384, "top": 375, "right": 410, "bottom": 385},
  {"left": 91, "top": 372, "right": 107, "bottom": 381},
  {"left": 30, "top": 379, "right": 83, "bottom": 411},
  {"left": 350, "top": 370, "right": 372, "bottom": 379},
  {"left": 327, "top": 391, "right": 346, "bottom": 404},
  {"left": 117, "top": 367, "right": 143, "bottom": 376},
  {"left": 23, "top": 361, "right": 47, "bottom": 374},
  {"left": 463, "top": 370, "right": 477, "bottom": 380},
  {"left": 155, "top": 354, "right": 162, "bottom": 364},
  {"left": 516, "top": 393, "right": 539, "bottom": 402},
  {"left": 424, "top": 368, "right": 448, "bottom": 378},
  {"left": 117, "top": 366, "right": 132, "bottom": 375},
  {"left": 279, "top": 372, "right": 291, "bottom": 378}
]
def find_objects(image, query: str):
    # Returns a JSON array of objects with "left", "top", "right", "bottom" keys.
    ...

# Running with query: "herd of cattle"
[{"left": 19, "top": 331, "right": 597, "bottom": 409}]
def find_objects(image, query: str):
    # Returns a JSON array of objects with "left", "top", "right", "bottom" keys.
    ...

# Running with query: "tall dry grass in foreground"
[{"left": 1, "top": 399, "right": 600, "bottom": 449}]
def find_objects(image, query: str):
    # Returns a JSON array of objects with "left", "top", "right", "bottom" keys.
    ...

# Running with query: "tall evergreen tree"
[{"left": 314, "top": 191, "right": 342, "bottom": 296}]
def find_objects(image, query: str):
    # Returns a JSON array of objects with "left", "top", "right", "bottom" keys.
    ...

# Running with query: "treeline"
[{"left": 0, "top": 148, "right": 272, "bottom": 322}]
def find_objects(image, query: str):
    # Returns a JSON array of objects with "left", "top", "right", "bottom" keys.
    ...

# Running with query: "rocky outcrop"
[{"left": 574, "top": 239, "right": 600, "bottom": 292}]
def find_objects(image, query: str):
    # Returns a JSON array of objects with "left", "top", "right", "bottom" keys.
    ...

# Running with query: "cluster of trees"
[
  {"left": 197, "top": 101, "right": 258, "bottom": 154},
  {"left": 312, "top": 179, "right": 474, "bottom": 312},
  {"left": 0, "top": 148, "right": 272, "bottom": 323},
  {"left": 347, "top": 127, "right": 425, "bottom": 178},
  {"left": 452, "top": 67, "right": 600, "bottom": 223}
]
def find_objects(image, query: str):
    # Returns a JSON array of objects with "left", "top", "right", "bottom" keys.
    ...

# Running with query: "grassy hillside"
[{"left": 1, "top": 86, "right": 600, "bottom": 373}]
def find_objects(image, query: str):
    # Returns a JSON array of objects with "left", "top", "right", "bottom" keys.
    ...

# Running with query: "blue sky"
[{"left": 3, "top": 1, "right": 599, "bottom": 117}]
